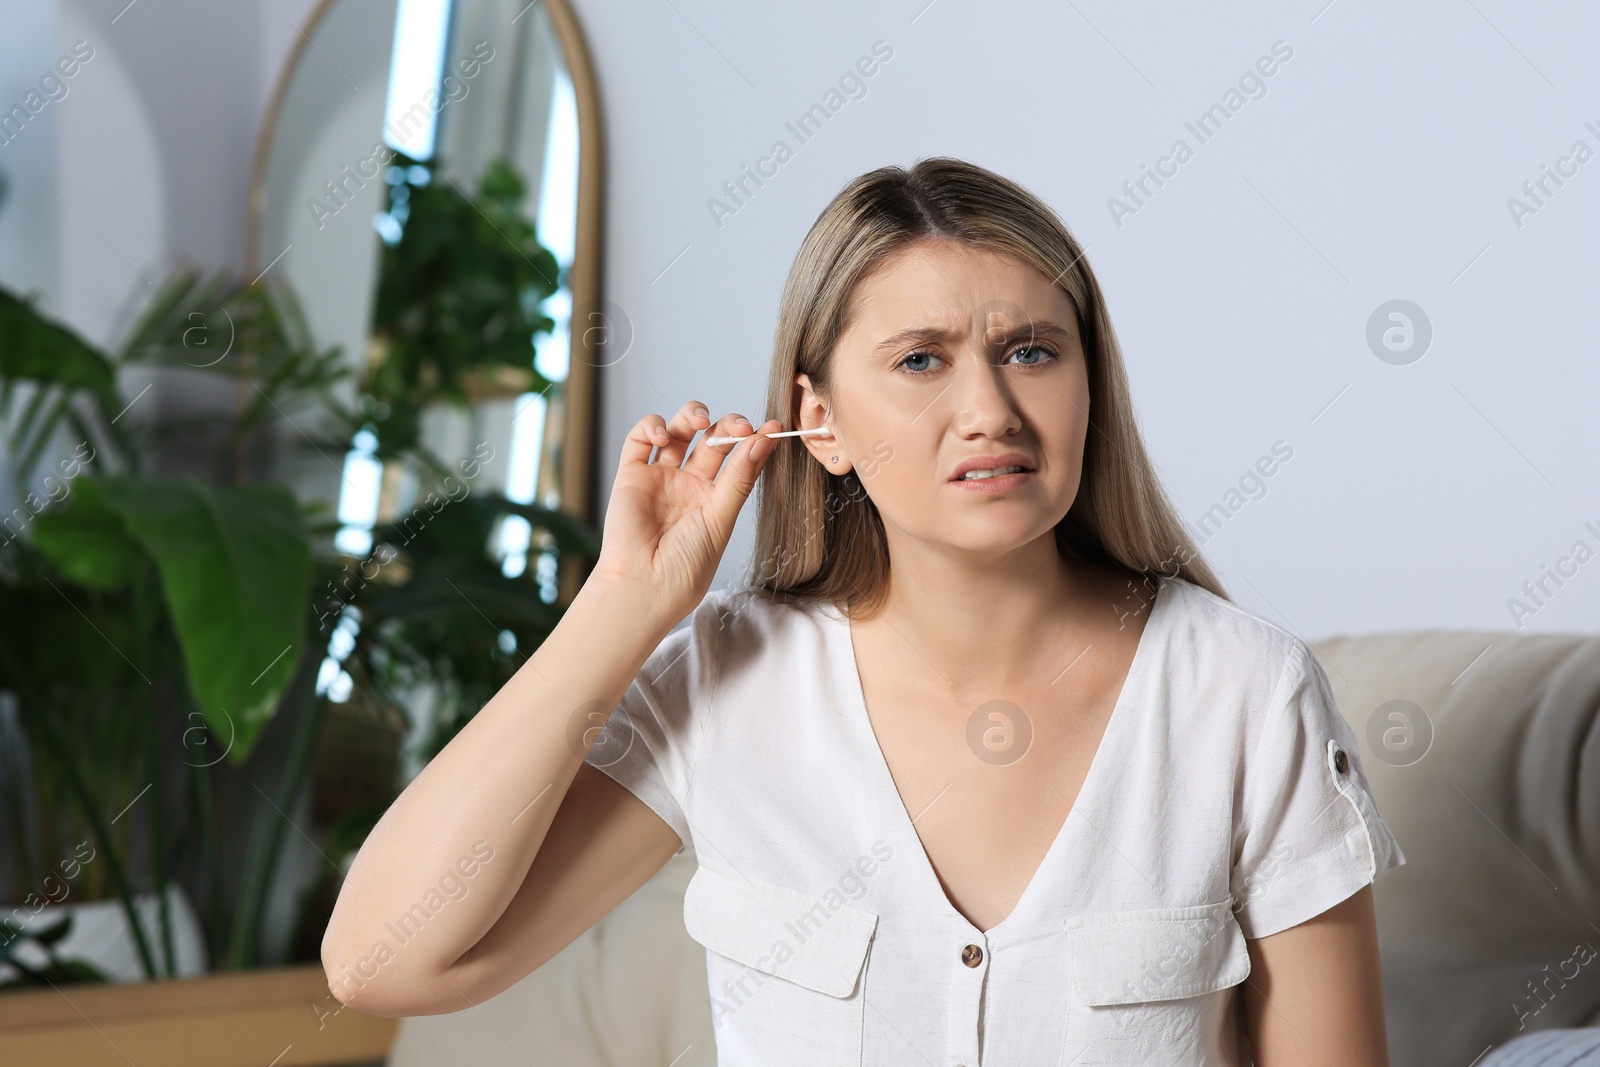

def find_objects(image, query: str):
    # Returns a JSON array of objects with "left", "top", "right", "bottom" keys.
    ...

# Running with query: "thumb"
[{"left": 702, "top": 426, "right": 775, "bottom": 544}]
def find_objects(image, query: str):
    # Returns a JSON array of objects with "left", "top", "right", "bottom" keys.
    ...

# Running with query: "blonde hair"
[{"left": 749, "top": 157, "right": 1227, "bottom": 618}]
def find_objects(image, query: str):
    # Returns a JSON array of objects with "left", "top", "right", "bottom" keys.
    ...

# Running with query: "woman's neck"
[{"left": 862, "top": 538, "right": 1132, "bottom": 694}]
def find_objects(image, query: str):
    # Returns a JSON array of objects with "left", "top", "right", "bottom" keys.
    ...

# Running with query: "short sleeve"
[
  {"left": 581, "top": 595, "right": 721, "bottom": 856},
  {"left": 1231, "top": 639, "right": 1406, "bottom": 939}
]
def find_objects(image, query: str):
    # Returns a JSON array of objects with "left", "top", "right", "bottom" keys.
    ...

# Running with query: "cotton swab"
[{"left": 703, "top": 426, "right": 833, "bottom": 446}]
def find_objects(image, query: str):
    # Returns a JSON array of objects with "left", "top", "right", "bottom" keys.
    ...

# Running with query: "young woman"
[{"left": 323, "top": 157, "right": 1405, "bottom": 1065}]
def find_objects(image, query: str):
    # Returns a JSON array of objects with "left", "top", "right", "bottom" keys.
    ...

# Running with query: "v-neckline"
[{"left": 824, "top": 576, "right": 1172, "bottom": 940}]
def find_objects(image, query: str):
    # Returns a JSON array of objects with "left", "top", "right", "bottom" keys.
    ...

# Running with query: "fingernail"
[
  {"left": 734, "top": 415, "right": 751, "bottom": 425},
  {"left": 693, "top": 406, "right": 708, "bottom": 418}
]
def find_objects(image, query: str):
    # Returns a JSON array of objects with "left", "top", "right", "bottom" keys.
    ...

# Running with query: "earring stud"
[{"left": 830, "top": 455, "right": 838, "bottom": 463}]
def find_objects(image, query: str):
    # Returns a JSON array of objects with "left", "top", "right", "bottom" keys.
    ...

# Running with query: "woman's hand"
[{"left": 587, "top": 399, "right": 783, "bottom": 628}]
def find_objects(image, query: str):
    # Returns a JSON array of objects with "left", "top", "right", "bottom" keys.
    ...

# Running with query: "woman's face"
[{"left": 796, "top": 237, "right": 1092, "bottom": 558}]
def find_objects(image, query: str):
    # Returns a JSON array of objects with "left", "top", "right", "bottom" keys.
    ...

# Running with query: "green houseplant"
[
  {"left": 364, "top": 150, "right": 562, "bottom": 460},
  {"left": 0, "top": 150, "right": 593, "bottom": 994},
  {"left": 0, "top": 274, "right": 341, "bottom": 983},
  {"left": 0, "top": 153, "right": 598, "bottom": 991}
]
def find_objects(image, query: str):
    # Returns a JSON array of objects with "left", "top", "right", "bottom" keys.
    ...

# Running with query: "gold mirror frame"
[{"left": 244, "top": 0, "right": 605, "bottom": 602}]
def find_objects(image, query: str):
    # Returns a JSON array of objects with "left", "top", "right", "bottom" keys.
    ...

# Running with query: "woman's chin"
[{"left": 917, "top": 523, "right": 1062, "bottom": 559}]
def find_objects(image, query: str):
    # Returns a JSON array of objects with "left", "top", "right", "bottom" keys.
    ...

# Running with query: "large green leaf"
[
  {"left": 0, "top": 579, "right": 147, "bottom": 697},
  {"left": 97, "top": 478, "right": 313, "bottom": 762},
  {"left": 30, "top": 479, "right": 143, "bottom": 590},
  {"left": 0, "top": 289, "right": 118, "bottom": 403}
]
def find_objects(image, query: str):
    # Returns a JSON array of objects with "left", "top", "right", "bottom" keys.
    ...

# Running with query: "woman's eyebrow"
[{"left": 874, "top": 319, "right": 1074, "bottom": 350}]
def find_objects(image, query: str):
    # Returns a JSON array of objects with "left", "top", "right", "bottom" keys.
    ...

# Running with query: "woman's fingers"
[
  {"left": 683, "top": 413, "right": 757, "bottom": 480},
  {"left": 703, "top": 419, "right": 781, "bottom": 543},
  {"left": 652, "top": 399, "right": 711, "bottom": 468},
  {"left": 619, "top": 411, "right": 671, "bottom": 468},
  {"left": 617, "top": 401, "right": 710, "bottom": 471}
]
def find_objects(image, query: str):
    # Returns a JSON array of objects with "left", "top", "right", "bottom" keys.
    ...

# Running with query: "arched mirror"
[{"left": 248, "top": 0, "right": 603, "bottom": 605}]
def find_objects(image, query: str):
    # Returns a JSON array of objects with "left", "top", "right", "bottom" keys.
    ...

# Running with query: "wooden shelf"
[{"left": 0, "top": 964, "right": 397, "bottom": 1066}]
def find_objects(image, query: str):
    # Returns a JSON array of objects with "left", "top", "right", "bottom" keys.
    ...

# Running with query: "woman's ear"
[{"left": 793, "top": 373, "right": 847, "bottom": 474}]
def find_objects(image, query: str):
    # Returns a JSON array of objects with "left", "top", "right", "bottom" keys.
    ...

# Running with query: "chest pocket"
[
  {"left": 1066, "top": 898, "right": 1251, "bottom": 1007},
  {"left": 683, "top": 861, "right": 877, "bottom": 1067}
]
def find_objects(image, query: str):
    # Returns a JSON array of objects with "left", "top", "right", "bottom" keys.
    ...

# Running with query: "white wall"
[
  {"left": 0, "top": 1, "right": 61, "bottom": 302},
  {"left": 573, "top": 0, "right": 1600, "bottom": 640},
  {"left": 13, "top": 0, "right": 1600, "bottom": 641},
  {"left": 35, "top": 0, "right": 273, "bottom": 344}
]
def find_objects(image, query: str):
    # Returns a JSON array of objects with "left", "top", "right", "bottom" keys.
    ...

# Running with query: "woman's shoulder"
[
  {"left": 646, "top": 584, "right": 837, "bottom": 696},
  {"left": 1157, "top": 574, "right": 1310, "bottom": 690},
  {"left": 1154, "top": 578, "right": 1349, "bottom": 784},
  {"left": 677, "top": 582, "right": 833, "bottom": 647}
]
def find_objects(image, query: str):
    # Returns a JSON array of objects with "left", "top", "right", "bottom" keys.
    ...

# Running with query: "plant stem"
[
  {"left": 228, "top": 650, "right": 322, "bottom": 969},
  {"left": 225, "top": 802, "right": 270, "bottom": 970},
  {"left": 0, "top": 644, "right": 160, "bottom": 980},
  {"left": 136, "top": 577, "right": 176, "bottom": 978},
  {"left": 253, "top": 662, "right": 326, "bottom": 966},
  {"left": 145, "top": 705, "right": 175, "bottom": 977},
  {"left": 189, "top": 758, "right": 226, "bottom": 972}
]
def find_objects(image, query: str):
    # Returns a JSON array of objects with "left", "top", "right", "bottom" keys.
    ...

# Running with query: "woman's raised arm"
[{"left": 319, "top": 401, "right": 784, "bottom": 1016}]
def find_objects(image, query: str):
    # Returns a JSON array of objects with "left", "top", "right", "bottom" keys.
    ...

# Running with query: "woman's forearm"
[{"left": 319, "top": 577, "right": 673, "bottom": 1002}]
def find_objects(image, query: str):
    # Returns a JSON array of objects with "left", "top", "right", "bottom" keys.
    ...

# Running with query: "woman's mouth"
[
  {"left": 957, "top": 465, "right": 1026, "bottom": 481},
  {"left": 950, "top": 466, "right": 1034, "bottom": 493}
]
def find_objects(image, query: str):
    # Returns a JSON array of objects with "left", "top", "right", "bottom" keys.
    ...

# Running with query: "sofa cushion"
[
  {"left": 1481, "top": 1027, "right": 1600, "bottom": 1066},
  {"left": 1310, "top": 629, "right": 1600, "bottom": 1067}
]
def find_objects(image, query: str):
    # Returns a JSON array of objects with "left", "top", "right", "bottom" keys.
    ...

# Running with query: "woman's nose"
[{"left": 948, "top": 354, "right": 1023, "bottom": 436}]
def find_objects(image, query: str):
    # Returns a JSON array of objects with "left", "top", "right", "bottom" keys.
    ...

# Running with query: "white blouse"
[{"left": 582, "top": 574, "right": 1405, "bottom": 1065}]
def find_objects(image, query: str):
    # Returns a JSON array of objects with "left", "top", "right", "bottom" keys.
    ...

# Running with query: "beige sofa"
[{"left": 387, "top": 627, "right": 1600, "bottom": 1067}]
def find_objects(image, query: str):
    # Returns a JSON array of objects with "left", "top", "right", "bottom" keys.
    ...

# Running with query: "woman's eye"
[
  {"left": 894, "top": 344, "right": 1058, "bottom": 376},
  {"left": 1008, "top": 344, "right": 1058, "bottom": 366},
  {"left": 896, "top": 350, "right": 943, "bottom": 375}
]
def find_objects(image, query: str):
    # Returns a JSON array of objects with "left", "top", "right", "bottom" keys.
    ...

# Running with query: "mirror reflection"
[{"left": 252, "top": 0, "right": 583, "bottom": 593}]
